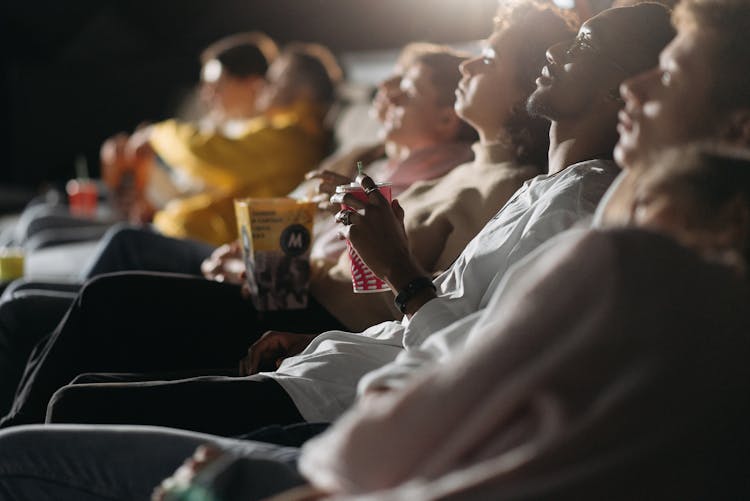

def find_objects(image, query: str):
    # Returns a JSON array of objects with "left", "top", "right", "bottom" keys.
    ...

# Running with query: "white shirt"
[{"left": 265, "top": 159, "right": 619, "bottom": 421}]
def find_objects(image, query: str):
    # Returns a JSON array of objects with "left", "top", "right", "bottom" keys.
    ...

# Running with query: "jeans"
[
  {"left": 80, "top": 224, "right": 215, "bottom": 280},
  {"left": 0, "top": 424, "right": 305, "bottom": 501},
  {"left": 2, "top": 272, "right": 343, "bottom": 431}
]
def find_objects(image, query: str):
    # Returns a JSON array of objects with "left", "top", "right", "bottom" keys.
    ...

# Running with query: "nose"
[
  {"left": 459, "top": 56, "right": 480, "bottom": 78},
  {"left": 545, "top": 40, "right": 568, "bottom": 66},
  {"left": 620, "top": 67, "right": 659, "bottom": 107},
  {"left": 378, "top": 74, "right": 401, "bottom": 96}
]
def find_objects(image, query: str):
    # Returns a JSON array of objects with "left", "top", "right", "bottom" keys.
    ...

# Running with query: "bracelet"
[{"left": 394, "top": 276, "right": 436, "bottom": 314}]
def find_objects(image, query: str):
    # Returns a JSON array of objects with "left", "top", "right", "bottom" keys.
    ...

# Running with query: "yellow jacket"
[{"left": 150, "top": 101, "right": 329, "bottom": 245}]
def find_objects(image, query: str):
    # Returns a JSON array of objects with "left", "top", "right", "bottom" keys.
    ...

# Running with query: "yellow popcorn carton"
[{"left": 234, "top": 198, "right": 316, "bottom": 311}]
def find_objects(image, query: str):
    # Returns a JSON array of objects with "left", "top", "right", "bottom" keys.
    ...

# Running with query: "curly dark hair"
[{"left": 493, "top": 1, "right": 578, "bottom": 168}]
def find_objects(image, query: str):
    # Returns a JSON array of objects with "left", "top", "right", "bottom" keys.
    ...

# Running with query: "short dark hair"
[
  {"left": 495, "top": 1, "right": 578, "bottom": 167},
  {"left": 282, "top": 42, "right": 343, "bottom": 105},
  {"left": 601, "top": 3, "right": 675, "bottom": 78},
  {"left": 200, "top": 32, "right": 278, "bottom": 78},
  {"left": 673, "top": 0, "right": 750, "bottom": 111}
]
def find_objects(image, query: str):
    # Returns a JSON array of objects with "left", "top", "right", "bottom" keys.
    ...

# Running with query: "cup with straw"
[
  {"left": 335, "top": 160, "right": 393, "bottom": 293},
  {"left": 66, "top": 154, "right": 99, "bottom": 217}
]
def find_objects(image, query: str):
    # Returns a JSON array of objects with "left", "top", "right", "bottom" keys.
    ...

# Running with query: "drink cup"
[
  {"left": 0, "top": 247, "right": 25, "bottom": 282},
  {"left": 335, "top": 182, "right": 392, "bottom": 293},
  {"left": 66, "top": 178, "right": 99, "bottom": 217}
]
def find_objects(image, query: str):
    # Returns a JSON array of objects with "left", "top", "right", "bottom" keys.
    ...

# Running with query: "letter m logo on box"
[{"left": 281, "top": 224, "right": 311, "bottom": 257}]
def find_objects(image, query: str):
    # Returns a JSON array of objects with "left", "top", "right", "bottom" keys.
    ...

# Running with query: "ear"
[{"left": 720, "top": 109, "right": 750, "bottom": 147}]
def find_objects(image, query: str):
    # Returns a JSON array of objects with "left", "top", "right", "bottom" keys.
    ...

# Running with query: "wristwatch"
[{"left": 394, "top": 276, "right": 436, "bottom": 314}]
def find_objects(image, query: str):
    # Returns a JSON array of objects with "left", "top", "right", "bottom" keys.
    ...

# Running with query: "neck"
[
  {"left": 389, "top": 139, "right": 442, "bottom": 163},
  {"left": 384, "top": 141, "right": 403, "bottom": 161},
  {"left": 546, "top": 115, "right": 618, "bottom": 175},
  {"left": 477, "top": 125, "right": 510, "bottom": 146}
]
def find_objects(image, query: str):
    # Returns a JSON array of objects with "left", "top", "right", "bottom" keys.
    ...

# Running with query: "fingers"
[
  {"left": 241, "top": 331, "right": 282, "bottom": 376},
  {"left": 329, "top": 192, "right": 367, "bottom": 210},
  {"left": 337, "top": 224, "right": 352, "bottom": 241},
  {"left": 334, "top": 209, "right": 362, "bottom": 227},
  {"left": 247, "top": 340, "right": 264, "bottom": 376},
  {"left": 392, "top": 199, "right": 405, "bottom": 222},
  {"left": 193, "top": 444, "right": 223, "bottom": 464},
  {"left": 392, "top": 199, "right": 407, "bottom": 234},
  {"left": 356, "top": 174, "right": 389, "bottom": 205},
  {"left": 305, "top": 169, "right": 351, "bottom": 185},
  {"left": 305, "top": 170, "right": 352, "bottom": 189}
]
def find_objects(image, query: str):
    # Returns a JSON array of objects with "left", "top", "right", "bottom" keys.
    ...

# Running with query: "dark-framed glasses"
[{"left": 565, "top": 35, "right": 629, "bottom": 75}]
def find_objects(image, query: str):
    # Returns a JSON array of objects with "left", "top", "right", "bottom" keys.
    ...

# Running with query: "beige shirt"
[{"left": 310, "top": 142, "right": 540, "bottom": 331}]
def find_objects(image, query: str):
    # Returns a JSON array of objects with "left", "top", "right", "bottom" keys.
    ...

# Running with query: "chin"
[
  {"left": 526, "top": 90, "right": 556, "bottom": 121},
  {"left": 613, "top": 142, "right": 639, "bottom": 170}
]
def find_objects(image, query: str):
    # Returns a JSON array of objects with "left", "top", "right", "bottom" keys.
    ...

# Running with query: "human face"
[
  {"left": 372, "top": 72, "right": 403, "bottom": 124},
  {"left": 455, "top": 28, "right": 525, "bottom": 141},
  {"left": 380, "top": 62, "right": 453, "bottom": 150},
  {"left": 200, "top": 60, "right": 260, "bottom": 120},
  {"left": 615, "top": 26, "right": 718, "bottom": 169},
  {"left": 527, "top": 9, "right": 629, "bottom": 121}
]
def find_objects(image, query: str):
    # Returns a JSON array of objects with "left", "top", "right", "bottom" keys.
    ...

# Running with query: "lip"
[
  {"left": 617, "top": 109, "right": 633, "bottom": 132},
  {"left": 542, "top": 64, "right": 561, "bottom": 80},
  {"left": 535, "top": 65, "right": 557, "bottom": 87},
  {"left": 535, "top": 75, "right": 553, "bottom": 87},
  {"left": 616, "top": 109, "right": 641, "bottom": 147}
]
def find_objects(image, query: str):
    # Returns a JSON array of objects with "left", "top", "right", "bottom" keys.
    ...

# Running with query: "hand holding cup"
[{"left": 331, "top": 174, "right": 421, "bottom": 287}]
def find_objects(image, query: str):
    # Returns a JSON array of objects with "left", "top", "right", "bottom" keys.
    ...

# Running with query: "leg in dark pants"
[
  {"left": 80, "top": 224, "right": 216, "bottom": 279},
  {"left": 2, "top": 272, "right": 343, "bottom": 427},
  {"left": 47, "top": 376, "right": 303, "bottom": 437}
]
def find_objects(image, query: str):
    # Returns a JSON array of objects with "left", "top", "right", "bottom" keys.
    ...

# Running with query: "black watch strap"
[{"left": 394, "top": 276, "right": 436, "bottom": 314}]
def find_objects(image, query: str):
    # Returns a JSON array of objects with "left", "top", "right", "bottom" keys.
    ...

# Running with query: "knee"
[
  {"left": 102, "top": 223, "right": 139, "bottom": 243},
  {"left": 78, "top": 272, "right": 130, "bottom": 308}
]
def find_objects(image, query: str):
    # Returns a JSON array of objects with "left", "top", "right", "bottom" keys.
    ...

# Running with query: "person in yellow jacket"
[
  {"left": 123, "top": 43, "right": 341, "bottom": 245},
  {"left": 101, "top": 33, "right": 277, "bottom": 229}
]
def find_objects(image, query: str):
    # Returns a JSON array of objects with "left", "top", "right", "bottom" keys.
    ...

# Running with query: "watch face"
[{"left": 394, "top": 277, "right": 436, "bottom": 314}]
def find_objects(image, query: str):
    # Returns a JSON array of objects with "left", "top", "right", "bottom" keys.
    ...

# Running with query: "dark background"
[{"left": 2, "top": 0, "right": 504, "bottom": 190}]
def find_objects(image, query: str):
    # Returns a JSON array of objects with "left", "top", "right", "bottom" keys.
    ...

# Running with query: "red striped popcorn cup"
[{"left": 335, "top": 182, "right": 393, "bottom": 293}]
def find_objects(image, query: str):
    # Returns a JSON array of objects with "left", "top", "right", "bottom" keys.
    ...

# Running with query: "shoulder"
[{"left": 539, "top": 159, "right": 621, "bottom": 212}]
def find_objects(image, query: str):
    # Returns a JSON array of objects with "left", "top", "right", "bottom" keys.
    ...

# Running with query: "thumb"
[{"left": 392, "top": 199, "right": 405, "bottom": 223}]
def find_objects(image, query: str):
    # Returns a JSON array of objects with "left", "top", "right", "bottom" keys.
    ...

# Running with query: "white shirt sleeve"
[{"left": 358, "top": 222, "right": 591, "bottom": 395}]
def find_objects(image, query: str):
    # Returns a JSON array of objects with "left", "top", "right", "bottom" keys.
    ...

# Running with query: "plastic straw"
[{"left": 75, "top": 154, "right": 89, "bottom": 180}]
